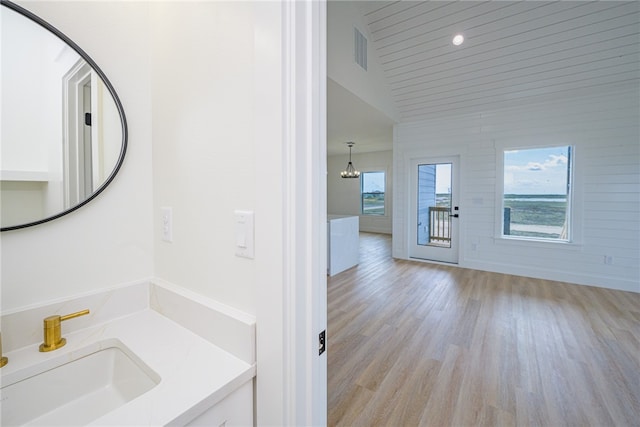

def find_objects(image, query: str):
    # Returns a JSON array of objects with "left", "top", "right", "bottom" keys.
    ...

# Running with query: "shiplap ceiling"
[
  {"left": 327, "top": 1, "right": 640, "bottom": 155},
  {"left": 359, "top": 0, "right": 640, "bottom": 122}
]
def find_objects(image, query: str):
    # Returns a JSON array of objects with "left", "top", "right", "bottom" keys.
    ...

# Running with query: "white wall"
[
  {"left": 327, "top": 1, "right": 399, "bottom": 122},
  {"left": 328, "top": 150, "right": 393, "bottom": 234},
  {"left": 1, "top": 1, "right": 154, "bottom": 311},
  {"left": 141, "top": 2, "right": 318, "bottom": 424},
  {"left": 150, "top": 1, "right": 256, "bottom": 315},
  {"left": 394, "top": 88, "right": 640, "bottom": 293}
]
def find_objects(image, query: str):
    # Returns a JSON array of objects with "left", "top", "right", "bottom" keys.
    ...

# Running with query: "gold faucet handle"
[
  {"left": 40, "top": 309, "right": 90, "bottom": 352},
  {"left": 60, "top": 309, "right": 90, "bottom": 322}
]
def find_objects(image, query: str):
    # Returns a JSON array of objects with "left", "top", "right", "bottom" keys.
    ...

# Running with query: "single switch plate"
[
  {"left": 161, "top": 207, "right": 173, "bottom": 242},
  {"left": 235, "top": 210, "right": 254, "bottom": 259}
]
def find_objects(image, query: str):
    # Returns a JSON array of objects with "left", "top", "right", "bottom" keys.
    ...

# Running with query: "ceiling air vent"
[{"left": 354, "top": 27, "right": 367, "bottom": 71}]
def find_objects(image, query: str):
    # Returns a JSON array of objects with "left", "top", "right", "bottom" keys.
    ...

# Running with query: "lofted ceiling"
[
  {"left": 327, "top": 0, "right": 640, "bottom": 154},
  {"left": 327, "top": 78, "right": 395, "bottom": 156}
]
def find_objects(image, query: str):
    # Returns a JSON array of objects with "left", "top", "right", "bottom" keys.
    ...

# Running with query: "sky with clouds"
[
  {"left": 364, "top": 148, "right": 569, "bottom": 196},
  {"left": 436, "top": 164, "right": 452, "bottom": 194},
  {"left": 362, "top": 171, "right": 385, "bottom": 193},
  {"left": 504, "top": 146, "right": 570, "bottom": 195}
]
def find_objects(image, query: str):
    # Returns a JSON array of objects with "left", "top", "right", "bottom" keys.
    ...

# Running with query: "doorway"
[
  {"left": 63, "top": 60, "right": 95, "bottom": 208},
  {"left": 409, "top": 156, "right": 460, "bottom": 263}
]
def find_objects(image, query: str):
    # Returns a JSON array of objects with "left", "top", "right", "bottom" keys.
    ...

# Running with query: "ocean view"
[
  {"left": 434, "top": 193, "right": 567, "bottom": 239},
  {"left": 504, "top": 194, "right": 567, "bottom": 238}
]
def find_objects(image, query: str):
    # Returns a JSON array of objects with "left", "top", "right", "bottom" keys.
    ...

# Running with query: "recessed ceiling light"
[{"left": 452, "top": 34, "right": 464, "bottom": 46}]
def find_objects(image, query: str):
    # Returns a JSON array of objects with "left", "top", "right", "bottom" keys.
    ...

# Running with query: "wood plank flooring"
[{"left": 328, "top": 232, "right": 640, "bottom": 426}]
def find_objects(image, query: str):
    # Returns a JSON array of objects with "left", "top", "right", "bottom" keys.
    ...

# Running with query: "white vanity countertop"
[{"left": 2, "top": 309, "right": 255, "bottom": 426}]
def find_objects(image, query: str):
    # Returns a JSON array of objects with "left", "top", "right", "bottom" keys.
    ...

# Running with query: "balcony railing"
[{"left": 429, "top": 206, "right": 451, "bottom": 244}]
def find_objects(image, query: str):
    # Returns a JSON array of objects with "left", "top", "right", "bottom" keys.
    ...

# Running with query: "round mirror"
[{"left": 1, "top": 0, "right": 127, "bottom": 231}]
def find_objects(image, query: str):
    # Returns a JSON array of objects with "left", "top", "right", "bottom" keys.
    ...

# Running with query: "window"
[
  {"left": 361, "top": 171, "right": 385, "bottom": 215},
  {"left": 502, "top": 146, "right": 572, "bottom": 241}
]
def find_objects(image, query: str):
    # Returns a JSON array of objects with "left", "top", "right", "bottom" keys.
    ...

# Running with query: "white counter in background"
[{"left": 327, "top": 215, "right": 359, "bottom": 276}]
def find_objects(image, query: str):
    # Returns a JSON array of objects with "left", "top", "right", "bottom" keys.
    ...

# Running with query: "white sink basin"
[{"left": 0, "top": 339, "right": 160, "bottom": 426}]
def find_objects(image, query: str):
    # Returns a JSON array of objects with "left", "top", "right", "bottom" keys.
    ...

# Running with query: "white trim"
[
  {"left": 62, "top": 59, "right": 92, "bottom": 208},
  {"left": 254, "top": 2, "right": 285, "bottom": 425},
  {"left": 393, "top": 142, "right": 469, "bottom": 260},
  {"left": 282, "top": 2, "right": 295, "bottom": 422},
  {"left": 493, "top": 236, "right": 584, "bottom": 251},
  {"left": 281, "top": 1, "right": 327, "bottom": 425},
  {"left": 360, "top": 169, "right": 388, "bottom": 217},
  {"left": 463, "top": 259, "right": 640, "bottom": 293},
  {"left": 407, "top": 155, "right": 460, "bottom": 264},
  {"left": 493, "top": 142, "right": 581, "bottom": 244}
]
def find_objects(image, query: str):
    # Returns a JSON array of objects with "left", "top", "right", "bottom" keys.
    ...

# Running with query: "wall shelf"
[{"left": 0, "top": 170, "right": 49, "bottom": 182}]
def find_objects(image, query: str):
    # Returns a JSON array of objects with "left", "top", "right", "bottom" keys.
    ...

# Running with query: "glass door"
[{"left": 409, "top": 156, "right": 459, "bottom": 263}]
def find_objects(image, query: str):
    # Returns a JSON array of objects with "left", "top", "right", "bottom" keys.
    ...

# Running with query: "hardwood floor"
[{"left": 328, "top": 232, "right": 640, "bottom": 426}]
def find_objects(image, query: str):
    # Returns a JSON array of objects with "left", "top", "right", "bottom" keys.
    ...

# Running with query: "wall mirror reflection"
[{"left": 1, "top": 1, "right": 127, "bottom": 231}]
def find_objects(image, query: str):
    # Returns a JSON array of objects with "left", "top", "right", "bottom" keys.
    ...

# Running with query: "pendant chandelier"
[{"left": 340, "top": 142, "right": 360, "bottom": 178}]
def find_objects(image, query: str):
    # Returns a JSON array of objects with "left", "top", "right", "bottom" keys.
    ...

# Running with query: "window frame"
[
  {"left": 360, "top": 170, "right": 386, "bottom": 216},
  {"left": 495, "top": 142, "right": 579, "bottom": 245}
]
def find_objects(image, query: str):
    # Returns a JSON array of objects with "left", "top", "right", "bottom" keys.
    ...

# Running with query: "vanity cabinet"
[{"left": 186, "top": 380, "right": 253, "bottom": 427}]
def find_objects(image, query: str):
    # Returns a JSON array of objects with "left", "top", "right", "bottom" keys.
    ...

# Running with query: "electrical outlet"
[{"left": 161, "top": 207, "right": 173, "bottom": 242}]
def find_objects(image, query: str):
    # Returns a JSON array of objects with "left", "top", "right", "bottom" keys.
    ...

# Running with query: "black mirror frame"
[{"left": 1, "top": 0, "right": 128, "bottom": 232}]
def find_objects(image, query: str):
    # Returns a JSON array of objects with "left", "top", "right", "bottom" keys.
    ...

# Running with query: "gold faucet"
[
  {"left": 1, "top": 332, "right": 8, "bottom": 367},
  {"left": 39, "top": 309, "right": 90, "bottom": 352}
]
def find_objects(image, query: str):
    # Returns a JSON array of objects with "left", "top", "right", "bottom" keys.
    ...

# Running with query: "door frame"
[
  {"left": 254, "top": 1, "right": 327, "bottom": 426},
  {"left": 281, "top": 1, "right": 327, "bottom": 424},
  {"left": 62, "top": 60, "right": 93, "bottom": 208},
  {"left": 394, "top": 147, "right": 465, "bottom": 262},
  {"left": 408, "top": 155, "right": 460, "bottom": 264}
]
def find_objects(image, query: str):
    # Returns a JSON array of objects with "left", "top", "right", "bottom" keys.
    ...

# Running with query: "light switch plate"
[{"left": 234, "top": 210, "right": 254, "bottom": 259}]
